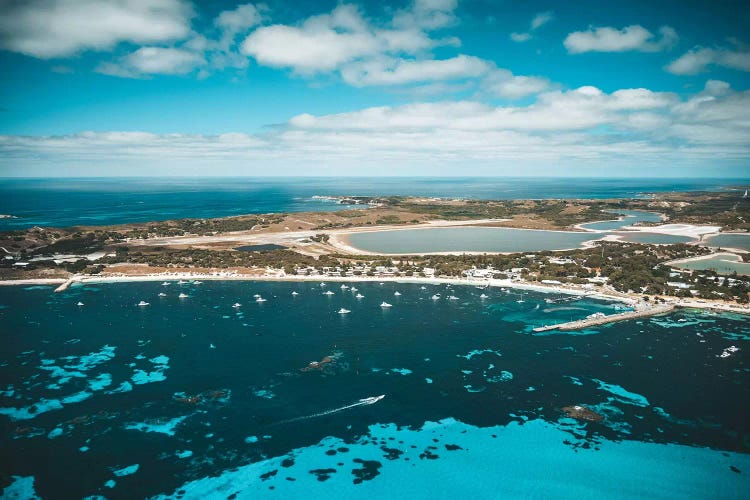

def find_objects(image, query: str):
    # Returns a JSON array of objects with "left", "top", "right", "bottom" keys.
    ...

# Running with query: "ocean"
[
  {"left": 1, "top": 280, "right": 748, "bottom": 498},
  {"left": 1, "top": 177, "right": 747, "bottom": 230}
]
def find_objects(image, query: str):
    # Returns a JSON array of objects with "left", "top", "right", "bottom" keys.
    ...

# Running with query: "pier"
[
  {"left": 532, "top": 304, "right": 675, "bottom": 332},
  {"left": 54, "top": 277, "right": 76, "bottom": 293}
]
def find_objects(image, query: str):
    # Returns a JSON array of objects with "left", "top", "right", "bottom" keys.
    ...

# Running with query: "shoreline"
[{"left": 3, "top": 272, "right": 748, "bottom": 316}]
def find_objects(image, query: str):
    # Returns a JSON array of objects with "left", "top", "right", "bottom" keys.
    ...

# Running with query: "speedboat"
[
  {"left": 380, "top": 301, "right": 392, "bottom": 308},
  {"left": 291, "top": 291, "right": 299, "bottom": 296},
  {"left": 193, "top": 280, "right": 203, "bottom": 284},
  {"left": 360, "top": 394, "right": 385, "bottom": 404},
  {"left": 480, "top": 294, "right": 488, "bottom": 299},
  {"left": 178, "top": 280, "right": 188, "bottom": 285},
  {"left": 158, "top": 292, "right": 167, "bottom": 297},
  {"left": 355, "top": 293, "right": 364, "bottom": 299},
  {"left": 256, "top": 297, "right": 267, "bottom": 302},
  {"left": 324, "top": 290, "right": 335, "bottom": 295},
  {"left": 394, "top": 291, "right": 401, "bottom": 296},
  {"left": 161, "top": 282, "right": 171, "bottom": 286},
  {"left": 340, "top": 284, "right": 349, "bottom": 289},
  {"left": 431, "top": 294, "right": 440, "bottom": 300},
  {"left": 232, "top": 303, "right": 242, "bottom": 308},
  {"left": 338, "top": 308, "right": 351, "bottom": 314},
  {"left": 516, "top": 299, "right": 525, "bottom": 303},
  {"left": 253, "top": 294, "right": 261, "bottom": 298},
  {"left": 178, "top": 293, "right": 189, "bottom": 298},
  {"left": 448, "top": 295, "right": 459, "bottom": 300},
  {"left": 76, "top": 301, "right": 84, "bottom": 306},
  {"left": 350, "top": 287, "right": 358, "bottom": 292},
  {"left": 137, "top": 301, "right": 150, "bottom": 306},
  {"left": 420, "top": 286, "right": 427, "bottom": 290}
]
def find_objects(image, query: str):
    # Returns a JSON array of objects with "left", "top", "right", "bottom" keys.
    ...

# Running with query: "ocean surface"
[
  {"left": 1, "top": 281, "right": 748, "bottom": 498},
  {"left": 0, "top": 177, "right": 746, "bottom": 230}
]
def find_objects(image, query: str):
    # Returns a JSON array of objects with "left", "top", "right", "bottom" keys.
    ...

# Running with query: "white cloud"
[
  {"left": 510, "top": 32, "right": 531, "bottom": 43},
  {"left": 240, "top": 3, "right": 456, "bottom": 75},
  {"left": 96, "top": 47, "right": 205, "bottom": 78},
  {"left": 530, "top": 11, "right": 554, "bottom": 31},
  {"left": 215, "top": 3, "right": 262, "bottom": 37},
  {"left": 510, "top": 10, "right": 553, "bottom": 43},
  {"left": 2, "top": 84, "right": 748, "bottom": 175},
  {"left": 483, "top": 70, "right": 551, "bottom": 99},
  {"left": 341, "top": 55, "right": 491, "bottom": 86},
  {"left": 0, "top": 0, "right": 193, "bottom": 59},
  {"left": 564, "top": 25, "right": 678, "bottom": 54},
  {"left": 666, "top": 46, "right": 750, "bottom": 74}
]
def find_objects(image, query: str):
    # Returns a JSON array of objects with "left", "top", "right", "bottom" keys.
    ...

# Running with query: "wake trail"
[{"left": 274, "top": 395, "right": 385, "bottom": 425}]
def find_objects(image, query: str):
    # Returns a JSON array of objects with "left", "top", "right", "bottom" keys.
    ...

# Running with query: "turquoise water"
[
  {"left": 0, "top": 281, "right": 748, "bottom": 498},
  {"left": 1, "top": 178, "right": 745, "bottom": 230},
  {"left": 707, "top": 233, "right": 750, "bottom": 251},
  {"left": 675, "top": 255, "right": 750, "bottom": 275},
  {"left": 579, "top": 210, "right": 663, "bottom": 231},
  {"left": 347, "top": 227, "right": 600, "bottom": 254},
  {"left": 615, "top": 232, "right": 696, "bottom": 245}
]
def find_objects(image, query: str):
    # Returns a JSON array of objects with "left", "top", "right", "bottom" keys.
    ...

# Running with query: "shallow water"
[
  {"left": 706, "top": 233, "right": 750, "bottom": 251},
  {"left": 579, "top": 210, "right": 663, "bottom": 231},
  {"left": 0, "top": 281, "right": 748, "bottom": 498},
  {"left": 675, "top": 256, "right": 750, "bottom": 275},
  {"left": 614, "top": 232, "right": 696, "bottom": 245}
]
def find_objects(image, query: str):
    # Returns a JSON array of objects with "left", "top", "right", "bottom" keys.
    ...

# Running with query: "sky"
[{"left": 0, "top": 0, "right": 749, "bottom": 178}]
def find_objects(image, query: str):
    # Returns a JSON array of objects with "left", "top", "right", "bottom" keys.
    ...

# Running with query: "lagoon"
[
  {"left": 579, "top": 210, "right": 663, "bottom": 232},
  {"left": 706, "top": 233, "right": 750, "bottom": 251},
  {"left": 673, "top": 254, "right": 750, "bottom": 275},
  {"left": 345, "top": 227, "right": 601, "bottom": 254},
  {"left": 614, "top": 232, "right": 696, "bottom": 245}
]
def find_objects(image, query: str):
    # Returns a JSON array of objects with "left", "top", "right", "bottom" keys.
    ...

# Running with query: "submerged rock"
[{"left": 562, "top": 405, "right": 604, "bottom": 422}]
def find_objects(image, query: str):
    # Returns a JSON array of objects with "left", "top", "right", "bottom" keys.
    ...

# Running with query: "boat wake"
[{"left": 274, "top": 395, "right": 385, "bottom": 425}]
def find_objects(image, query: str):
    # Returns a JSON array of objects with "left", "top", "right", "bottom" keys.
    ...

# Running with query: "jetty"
[
  {"left": 532, "top": 303, "right": 675, "bottom": 332},
  {"left": 54, "top": 277, "right": 77, "bottom": 293}
]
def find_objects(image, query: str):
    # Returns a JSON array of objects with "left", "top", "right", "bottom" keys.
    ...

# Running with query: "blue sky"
[{"left": 0, "top": 0, "right": 749, "bottom": 177}]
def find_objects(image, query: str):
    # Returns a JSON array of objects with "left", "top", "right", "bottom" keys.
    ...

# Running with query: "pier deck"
[{"left": 532, "top": 304, "right": 675, "bottom": 332}]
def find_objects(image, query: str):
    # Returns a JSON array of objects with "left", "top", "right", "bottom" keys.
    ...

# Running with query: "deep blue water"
[
  {"left": 0, "top": 177, "right": 746, "bottom": 230},
  {"left": 1, "top": 281, "right": 748, "bottom": 498}
]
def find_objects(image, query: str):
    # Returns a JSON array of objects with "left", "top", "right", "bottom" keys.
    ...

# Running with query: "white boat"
[
  {"left": 324, "top": 290, "right": 335, "bottom": 295},
  {"left": 253, "top": 294, "right": 261, "bottom": 298},
  {"left": 161, "top": 282, "right": 171, "bottom": 286},
  {"left": 193, "top": 280, "right": 203, "bottom": 284},
  {"left": 350, "top": 287, "right": 358, "bottom": 292},
  {"left": 380, "top": 301, "right": 392, "bottom": 308},
  {"left": 420, "top": 286, "right": 427, "bottom": 290},
  {"left": 320, "top": 283, "right": 327, "bottom": 287},
  {"left": 480, "top": 294, "right": 488, "bottom": 299},
  {"left": 516, "top": 299, "right": 524, "bottom": 303},
  {"left": 291, "top": 291, "right": 299, "bottom": 296},
  {"left": 232, "top": 303, "right": 242, "bottom": 308},
  {"left": 76, "top": 301, "right": 84, "bottom": 306},
  {"left": 158, "top": 292, "right": 167, "bottom": 297},
  {"left": 137, "top": 301, "right": 150, "bottom": 306},
  {"left": 355, "top": 293, "right": 364, "bottom": 299},
  {"left": 340, "top": 284, "right": 349, "bottom": 289},
  {"left": 431, "top": 294, "right": 440, "bottom": 300},
  {"left": 178, "top": 280, "right": 188, "bottom": 285},
  {"left": 360, "top": 394, "right": 385, "bottom": 404},
  {"left": 178, "top": 293, "right": 189, "bottom": 298},
  {"left": 448, "top": 295, "right": 459, "bottom": 300},
  {"left": 256, "top": 297, "right": 267, "bottom": 302},
  {"left": 338, "top": 308, "right": 351, "bottom": 314},
  {"left": 394, "top": 291, "right": 401, "bottom": 296}
]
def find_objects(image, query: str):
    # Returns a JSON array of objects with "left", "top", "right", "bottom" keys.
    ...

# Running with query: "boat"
[
  {"left": 178, "top": 280, "right": 188, "bottom": 285},
  {"left": 256, "top": 297, "right": 267, "bottom": 303},
  {"left": 448, "top": 295, "right": 459, "bottom": 300},
  {"left": 320, "top": 283, "right": 327, "bottom": 287},
  {"left": 359, "top": 394, "right": 385, "bottom": 404},
  {"left": 350, "top": 287, "right": 358, "bottom": 292},
  {"left": 380, "top": 302, "right": 392, "bottom": 308},
  {"left": 420, "top": 286, "right": 427, "bottom": 290},
  {"left": 253, "top": 294, "right": 261, "bottom": 298},
  {"left": 338, "top": 308, "right": 351, "bottom": 314},
  {"left": 193, "top": 280, "right": 203, "bottom": 284},
  {"left": 178, "top": 293, "right": 189, "bottom": 298},
  {"left": 158, "top": 292, "right": 167, "bottom": 297},
  {"left": 355, "top": 293, "right": 364, "bottom": 299},
  {"left": 394, "top": 291, "right": 401, "bottom": 296},
  {"left": 340, "top": 284, "right": 349, "bottom": 289},
  {"left": 324, "top": 290, "right": 335, "bottom": 295},
  {"left": 431, "top": 294, "right": 440, "bottom": 300},
  {"left": 291, "top": 291, "right": 299, "bottom": 296},
  {"left": 479, "top": 294, "right": 488, "bottom": 299},
  {"left": 516, "top": 299, "right": 524, "bottom": 303},
  {"left": 137, "top": 301, "right": 150, "bottom": 306},
  {"left": 232, "top": 303, "right": 242, "bottom": 308},
  {"left": 76, "top": 301, "right": 84, "bottom": 306},
  {"left": 161, "top": 282, "right": 171, "bottom": 286}
]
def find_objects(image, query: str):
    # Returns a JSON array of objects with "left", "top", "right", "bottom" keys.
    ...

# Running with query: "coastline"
[{"left": 3, "top": 271, "right": 748, "bottom": 316}]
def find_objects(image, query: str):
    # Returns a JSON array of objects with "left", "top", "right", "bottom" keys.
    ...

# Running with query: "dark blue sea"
[
  {"left": 1, "top": 281, "right": 748, "bottom": 498},
  {"left": 1, "top": 177, "right": 747, "bottom": 230}
]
